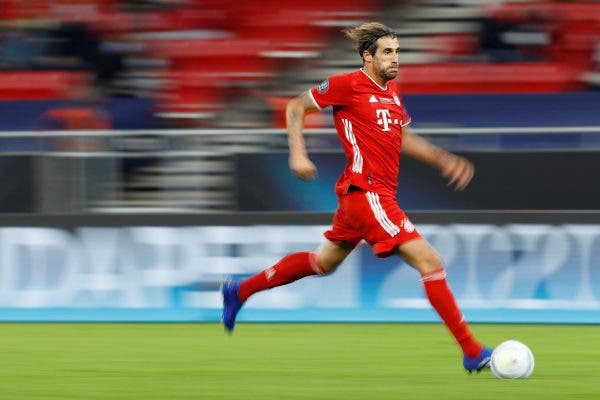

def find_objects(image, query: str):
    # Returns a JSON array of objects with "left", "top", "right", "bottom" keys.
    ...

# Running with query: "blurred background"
[{"left": 0, "top": 0, "right": 599, "bottom": 323}]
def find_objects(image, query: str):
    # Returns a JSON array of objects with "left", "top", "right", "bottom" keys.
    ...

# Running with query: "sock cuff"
[
  {"left": 308, "top": 252, "right": 325, "bottom": 274},
  {"left": 421, "top": 268, "right": 447, "bottom": 282}
]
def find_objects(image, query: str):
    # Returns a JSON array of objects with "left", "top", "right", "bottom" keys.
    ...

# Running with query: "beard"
[{"left": 379, "top": 66, "right": 398, "bottom": 82}]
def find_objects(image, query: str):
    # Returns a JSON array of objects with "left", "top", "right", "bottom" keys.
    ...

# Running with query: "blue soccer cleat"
[
  {"left": 221, "top": 280, "right": 243, "bottom": 333},
  {"left": 463, "top": 346, "right": 493, "bottom": 373}
]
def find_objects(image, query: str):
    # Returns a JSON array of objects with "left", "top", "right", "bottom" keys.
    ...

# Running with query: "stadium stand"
[
  {"left": 1, "top": 0, "right": 598, "bottom": 128},
  {"left": 1, "top": 0, "right": 599, "bottom": 210}
]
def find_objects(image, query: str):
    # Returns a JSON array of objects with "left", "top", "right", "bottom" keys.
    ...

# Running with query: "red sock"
[
  {"left": 422, "top": 269, "right": 483, "bottom": 358},
  {"left": 238, "top": 252, "right": 325, "bottom": 303}
]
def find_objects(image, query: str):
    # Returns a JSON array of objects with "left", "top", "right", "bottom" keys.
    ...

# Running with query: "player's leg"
[
  {"left": 221, "top": 239, "right": 354, "bottom": 333},
  {"left": 395, "top": 238, "right": 492, "bottom": 372},
  {"left": 222, "top": 195, "right": 361, "bottom": 333},
  {"left": 239, "top": 239, "right": 352, "bottom": 302}
]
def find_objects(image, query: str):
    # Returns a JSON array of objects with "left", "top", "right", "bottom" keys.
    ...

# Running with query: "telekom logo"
[{"left": 376, "top": 109, "right": 398, "bottom": 132}]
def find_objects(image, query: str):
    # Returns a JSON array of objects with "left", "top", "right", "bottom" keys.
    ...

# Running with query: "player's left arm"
[{"left": 401, "top": 125, "right": 474, "bottom": 191}]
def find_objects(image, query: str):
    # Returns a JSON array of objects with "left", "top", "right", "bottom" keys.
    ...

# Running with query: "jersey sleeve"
[
  {"left": 389, "top": 81, "right": 411, "bottom": 127},
  {"left": 399, "top": 99, "right": 411, "bottom": 127},
  {"left": 309, "top": 73, "right": 353, "bottom": 109}
]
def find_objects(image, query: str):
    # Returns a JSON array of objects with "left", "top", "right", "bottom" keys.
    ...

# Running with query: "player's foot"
[
  {"left": 221, "top": 280, "right": 242, "bottom": 333},
  {"left": 463, "top": 346, "right": 493, "bottom": 373}
]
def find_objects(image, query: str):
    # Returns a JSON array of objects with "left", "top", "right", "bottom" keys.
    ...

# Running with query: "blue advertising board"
[{"left": 0, "top": 224, "right": 598, "bottom": 323}]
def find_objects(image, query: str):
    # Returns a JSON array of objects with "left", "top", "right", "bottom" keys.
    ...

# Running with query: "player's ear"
[{"left": 363, "top": 50, "right": 373, "bottom": 63}]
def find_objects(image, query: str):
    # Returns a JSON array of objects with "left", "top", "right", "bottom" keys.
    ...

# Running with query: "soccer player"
[{"left": 222, "top": 22, "right": 492, "bottom": 373}]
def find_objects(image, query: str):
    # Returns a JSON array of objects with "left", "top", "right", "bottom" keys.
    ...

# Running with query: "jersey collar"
[{"left": 360, "top": 68, "right": 388, "bottom": 91}]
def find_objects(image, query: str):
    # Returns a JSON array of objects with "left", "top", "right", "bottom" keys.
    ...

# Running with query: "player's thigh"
[
  {"left": 395, "top": 238, "right": 444, "bottom": 275},
  {"left": 357, "top": 192, "right": 421, "bottom": 258},
  {"left": 322, "top": 193, "right": 363, "bottom": 268},
  {"left": 315, "top": 239, "right": 354, "bottom": 273}
]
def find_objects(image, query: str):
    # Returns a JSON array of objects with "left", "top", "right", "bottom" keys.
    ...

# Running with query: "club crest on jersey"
[
  {"left": 317, "top": 79, "right": 329, "bottom": 94},
  {"left": 393, "top": 95, "right": 401, "bottom": 106},
  {"left": 401, "top": 218, "right": 415, "bottom": 233}
]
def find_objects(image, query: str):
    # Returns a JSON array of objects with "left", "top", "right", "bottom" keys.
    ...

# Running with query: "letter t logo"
[{"left": 376, "top": 109, "right": 392, "bottom": 132}]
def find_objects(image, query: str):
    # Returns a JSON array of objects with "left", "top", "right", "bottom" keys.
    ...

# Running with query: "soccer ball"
[{"left": 490, "top": 340, "right": 535, "bottom": 379}]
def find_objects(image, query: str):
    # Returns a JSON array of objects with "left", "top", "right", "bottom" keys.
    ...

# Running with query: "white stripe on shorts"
[{"left": 366, "top": 192, "right": 400, "bottom": 237}]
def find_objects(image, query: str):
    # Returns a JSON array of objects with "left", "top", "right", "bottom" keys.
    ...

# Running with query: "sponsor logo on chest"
[
  {"left": 375, "top": 109, "right": 398, "bottom": 132},
  {"left": 366, "top": 93, "right": 404, "bottom": 132},
  {"left": 369, "top": 95, "right": 397, "bottom": 105}
]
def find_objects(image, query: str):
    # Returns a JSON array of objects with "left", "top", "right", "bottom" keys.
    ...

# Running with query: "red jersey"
[{"left": 309, "top": 69, "right": 411, "bottom": 197}]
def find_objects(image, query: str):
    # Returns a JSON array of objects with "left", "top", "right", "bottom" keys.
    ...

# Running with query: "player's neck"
[{"left": 360, "top": 67, "right": 388, "bottom": 90}]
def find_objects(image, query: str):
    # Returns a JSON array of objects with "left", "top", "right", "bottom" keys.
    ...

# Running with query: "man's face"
[{"left": 370, "top": 36, "right": 400, "bottom": 82}]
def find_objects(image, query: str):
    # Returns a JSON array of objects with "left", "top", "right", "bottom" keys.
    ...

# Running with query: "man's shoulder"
[
  {"left": 323, "top": 69, "right": 362, "bottom": 86},
  {"left": 313, "top": 70, "right": 360, "bottom": 97},
  {"left": 388, "top": 79, "right": 401, "bottom": 93},
  {"left": 389, "top": 80, "right": 408, "bottom": 99}
]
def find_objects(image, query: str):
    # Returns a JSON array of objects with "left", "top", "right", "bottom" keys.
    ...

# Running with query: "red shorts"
[{"left": 324, "top": 189, "right": 421, "bottom": 258}]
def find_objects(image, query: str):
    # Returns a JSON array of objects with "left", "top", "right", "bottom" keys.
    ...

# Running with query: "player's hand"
[
  {"left": 439, "top": 154, "right": 474, "bottom": 191},
  {"left": 289, "top": 154, "right": 318, "bottom": 180}
]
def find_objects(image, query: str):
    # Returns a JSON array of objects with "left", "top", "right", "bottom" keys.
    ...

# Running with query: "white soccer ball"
[{"left": 490, "top": 340, "right": 535, "bottom": 379}]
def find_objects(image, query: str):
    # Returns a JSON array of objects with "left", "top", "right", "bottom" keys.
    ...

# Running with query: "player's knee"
[
  {"left": 415, "top": 254, "right": 444, "bottom": 275},
  {"left": 315, "top": 253, "right": 341, "bottom": 274},
  {"left": 313, "top": 241, "right": 352, "bottom": 274},
  {"left": 316, "top": 257, "right": 340, "bottom": 274}
]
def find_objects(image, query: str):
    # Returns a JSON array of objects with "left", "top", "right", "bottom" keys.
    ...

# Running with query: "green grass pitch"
[{"left": 1, "top": 323, "right": 599, "bottom": 399}]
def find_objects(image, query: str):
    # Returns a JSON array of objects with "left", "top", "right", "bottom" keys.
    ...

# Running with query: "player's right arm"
[
  {"left": 402, "top": 126, "right": 474, "bottom": 191},
  {"left": 286, "top": 91, "right": 320, "bottom": 180}
]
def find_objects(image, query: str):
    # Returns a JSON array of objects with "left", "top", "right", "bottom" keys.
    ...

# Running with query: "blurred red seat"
[
  {"left": 428, "top": 34, "right": 479, "bottom": 57},
  {"left": 395, "top": 63, "right": 583, "bottom": 94},
  {"left": 0, "top": 71, "right": 89, "bottom": 100}
]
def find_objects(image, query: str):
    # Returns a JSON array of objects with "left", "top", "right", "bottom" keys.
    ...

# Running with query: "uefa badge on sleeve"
[{"left": 317, "top": 79, "right": 329, "bottom": 94}]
